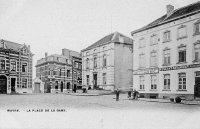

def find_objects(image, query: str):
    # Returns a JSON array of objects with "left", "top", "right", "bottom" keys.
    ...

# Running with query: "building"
[
  {"left": 32, "top": 77, "right": 44, "bottom": 93},
  {"left": 0, "top": 39, "right": 33, "bottom": 94},
  {"left": 131, "top": 2, "right": 200, "bottom": 100},
  {"left": 81, "top": 32, "right": 133, "bottom": 91},
  {"left": 36, "top": 49, "right": 82, "bottom": 93}
]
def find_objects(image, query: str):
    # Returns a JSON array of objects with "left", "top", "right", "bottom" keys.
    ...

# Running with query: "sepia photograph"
[{"left": 0, "top": 0, "right": 200, "bottom": 129}]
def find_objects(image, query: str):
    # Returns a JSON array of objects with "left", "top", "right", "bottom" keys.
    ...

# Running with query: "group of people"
[{"left": 115, "top": 89, "right": 139, "bottom": 101}]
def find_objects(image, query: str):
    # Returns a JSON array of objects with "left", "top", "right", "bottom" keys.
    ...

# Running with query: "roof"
[
  {"left": 131, "top": 1, "right": 200, "bottom": 35},
  {"left": 0, "top": 39, "right": 23, "bottom": 51},
  {"left": 82, "top": 31, "right": 133, "bottom": 52}
]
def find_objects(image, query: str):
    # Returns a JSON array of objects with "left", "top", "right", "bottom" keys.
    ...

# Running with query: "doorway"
[
  {"left": 93, "top": 73, "right": 97, "bottom": 89},
  {"left": 60, "top": 81, "right": 63, "bottom": 92},
  {"left": 11, "top": 78, "right": 16, "bottom": 93},
  {"left": 0, "top": 75, "right": 7, "bottom": 94},
  {"left": 195, "top": 71, "right": 200, "bottom": 98}
]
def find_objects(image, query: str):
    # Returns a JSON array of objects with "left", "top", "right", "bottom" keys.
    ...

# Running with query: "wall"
[{"left": 114, "top": 43, "right": 133, "bottom": 91}]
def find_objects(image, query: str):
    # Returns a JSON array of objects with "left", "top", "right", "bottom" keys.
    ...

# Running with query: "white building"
[
  {"left": 131, "top": 2, "right": 200, "bottom": 100},
  {"left": 81, "top": 32, "right": 133, "bottom": 91}
]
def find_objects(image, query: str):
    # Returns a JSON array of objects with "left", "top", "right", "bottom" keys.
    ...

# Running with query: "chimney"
[
  {"left": 45, "top": 52, "right": 48, "bottom": 60},
  {"left": 166, "top": 4, "right": 174, "bottom": 17},
  {"left": 28, "top": 45, "right": 30, "bottom": 50}
]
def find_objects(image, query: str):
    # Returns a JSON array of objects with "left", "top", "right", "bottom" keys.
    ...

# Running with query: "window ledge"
[
  {"left": 177, "top": 89, "right": 187, "bottom": 92},
  {"left": 177, "top": 36, "right": 187, "bottom": 40},
  {"left": 149, "top": 89, "right": 157, "bottom": 91},
  {"left": 162, "top": 89, "right": 171, "bottom": 91},
  {"left": 163, "top": 40, "right": 171, "bottom": 43},
  {"left": 162, "top": 64, "right": 171, "bottom": 66},
  {"left": 193, "top": 32, "right": 200, "bottom": 36},
  {"left": 176, "top": 62, "right": 187, "bottom": 65},
  {"left": 192, "top": 60, "right": 200, "bottom": 63},
  {"left": 138, "top": 89, "right": 145, "bottom": 91}
]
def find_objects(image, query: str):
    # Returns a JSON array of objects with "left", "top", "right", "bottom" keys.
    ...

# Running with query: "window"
[
  {"left": 178, "top": 25, "right": 187, "bottom": 39},
  {"left": 151, "top": 75, "right": 157, "bottom": 90},
  {"left": 194, "top": 43, "right": 200, "bottom": 62},
  {"left": 67, "top": 70, "right": 70, "bottom": 77},
  {"left": 103, "top": 54, "right": 107, "bottom": 67},
  {"left": 139, "top": 76, "right": 145, "bottom": 90},
  {"left": 178, "top": 73, "right": 186, "bottom": 90},
  {"left": 150, "top": 51, "right": 157, "bottom": 67},
  {"left": 139, "top": 54, "right": 145, "bottom": 68},
  {"left": 194, "top": 20, "right": 200, "bottom": 35},
  {"left": 178, "top": 46, "right": 186, "bottom": 63},
  {"left": 10, "top": 60, "right": 16, "bottom": 72},
  {"left": 163, "top": 49, "right": 170, "bottom": 65},
  {"left": 22, "top": 78, "right": 28, "bottom": 88},
  {"left": 86, "top": 75, "right": 89, "bottom": 85},
  {"left": 22, "top": 63, "right": 28, "bottom": 72},
  {"left": 150, "top": 34, "right": 158, "bottom": 45},
  {"left": 0, "top": 59, "right": 6, "bottom": 70},
  {"left": 139, "top": 38, "right": 145, "bottom": 48},
  {"left": 103, "top": 73, "right": 106, "bottom": 85},
  {"left": 48, "top": 56, "right": 54, "bottom": 61},
  {"left": 67, "top": 82, "right": 70, "bottom": 89},
  {"left": 163, "top": 31, "right": 170, "bottom": 42},
  {"left": 164, "top": 74, "right": 170, "bottom": 90},
  {"left": 86, "top": 58, "right": 90, "bottom": 69},
  {"left": 74, "top": 62, "right": 78, "bottom": 68},
  {"left": 57, "top": 57, "right": 61, "bottom": 62},
  {"left": 59, "top": 69, "right": 62, "bottom": 76},
  {"left": 93, "top": 56, "right": 97, "bottom": 68}
]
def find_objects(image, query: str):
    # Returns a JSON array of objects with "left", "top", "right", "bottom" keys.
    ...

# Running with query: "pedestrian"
[
  {"left": 115, "top": 89, "right": 120, "bottom": 101},
  {"left": 74, "top": 85, "right": 77, "bottom": 93},
  {"left": 128, "top": 90, "right": 131, "bottom": 98},
  {"left": 133, "top": 89, "right": 139, "bottom": 100}
]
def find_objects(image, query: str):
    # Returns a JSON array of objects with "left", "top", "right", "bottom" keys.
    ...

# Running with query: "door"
[
  {"left": 60, "top": 82, "right": 63, "bottom": 92},
  {"left": 195, "top": 71, "right": 200, "bottom": 98},
  {"left": 34, "top": 83, "right": 41, "bottom": 93},
  {"left": 11, "top": 78, "right": 16, "bottom": 93},
  {"left": 93, "top": 73, "right": 97, "bottom": 89},
  {"left": 195, "top": 76, "right": 200, "bottom": 97},
  {"left": 0, "top": 75, "right": 7, "bottom": 94}
]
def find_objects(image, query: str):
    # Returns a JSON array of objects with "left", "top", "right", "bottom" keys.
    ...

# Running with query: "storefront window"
[
  {"left": 178, "top": 73, "right": 186, "bottom": 90},
  {"left": 164, "top": 74, "right": 170, "bottom": 90}
]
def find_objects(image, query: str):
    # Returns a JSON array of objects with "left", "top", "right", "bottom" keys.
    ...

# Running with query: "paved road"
[
  {"left": 0, "top": 93, "right": 199, "bottom": 110},
  {"left": 0, "top": 94, "right": 200, "bottom": 129}
]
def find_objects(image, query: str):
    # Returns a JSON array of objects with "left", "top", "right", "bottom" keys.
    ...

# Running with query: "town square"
[{"left": 1, "top": 0, "right": 200, "bottom": 129}]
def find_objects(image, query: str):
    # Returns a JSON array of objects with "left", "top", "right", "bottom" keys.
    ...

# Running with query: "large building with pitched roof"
[
  {"left": 131, "top": 2, "right": 200, "bottom": 100},
  {"left": 81, "top": 32, "right": 133, "bottom": 91},
  {"left": 36, "top": 49, "right": 82, "bottom": 93},
  {"left": 0, "top": 39, "right": 33, "bottom": 94}
]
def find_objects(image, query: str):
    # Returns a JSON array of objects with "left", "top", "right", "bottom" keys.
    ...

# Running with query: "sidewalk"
[{"left": 138, "top": 98, "right": 200, "bottom": 105}]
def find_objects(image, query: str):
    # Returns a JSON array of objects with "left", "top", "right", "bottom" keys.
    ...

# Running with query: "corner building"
[
  {"left": 0, "top": 39, "right": 33, "bottom": 94},
  {"left": 81, "top": 32, "right": 133, "bottom": 91},
  {"left": 36, "top": 49, "right": 82, "bottom": 93},
  {"left": 131, "top": 2, "right": 200, "bottom": 100}
]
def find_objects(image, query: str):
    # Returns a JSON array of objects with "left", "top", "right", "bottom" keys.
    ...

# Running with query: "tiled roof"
[
  {"left": 131, "top": 1, "right": 200, "bottom": 35},
  {"left": 0, "top": 39, "right": 23, "bottom": 51},
  {"left": 82, "top": 31, "right": 133, "bottom": 52}
]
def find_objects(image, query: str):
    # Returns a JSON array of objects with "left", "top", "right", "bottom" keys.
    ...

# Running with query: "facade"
[
  {"left": 32, "top": 77, "right": 44, "bottom": 93},
  {"left": 0, "top": 39, "right": 33, "bottom": 94},
  {"left": 81, "top": 32, "right": 133, "bottom": 91},
  {"left": 131, "top": 2, "right": 200, "bottom": 100},
  {"left": 36, "top": 49, "right": 82, "bottom": 93}
]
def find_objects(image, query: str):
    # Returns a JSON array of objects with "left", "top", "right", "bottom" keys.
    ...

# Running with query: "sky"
[{"left": 0, "top": 0, "right": 199, "bottom": 77}]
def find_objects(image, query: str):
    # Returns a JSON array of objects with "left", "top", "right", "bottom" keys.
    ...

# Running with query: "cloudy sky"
[{"left": 0, "top": 0, "right": 199, "bottom": 77}]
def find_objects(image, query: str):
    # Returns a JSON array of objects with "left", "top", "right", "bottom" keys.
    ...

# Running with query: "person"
[
  {"left": 74, "top": 85, "right": 77, "bottom": 93},
  {"left": 128, "top": 90, "right": 132, "bottom": 98},
  {"left": 115, "top": 89, "right": 120, "bottom": 101},
  {"left": 133, "top": 89, "right": 139, "bottom": 100}
]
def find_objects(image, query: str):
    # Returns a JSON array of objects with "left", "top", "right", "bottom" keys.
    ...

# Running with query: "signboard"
[
  {"left": 160, "top": 63, "right": 200, "bottom": 71},
  {"left": 133, "top": 68, "right": 159, "bottom": 75}
]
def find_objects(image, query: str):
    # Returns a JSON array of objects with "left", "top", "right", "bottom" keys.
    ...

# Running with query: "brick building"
[
  {"left": 81, "top": 32, "right": 133, "bottom": 91},
  {"left": 131, "top": 2, "right": 200, "bottom": 100},
  {"left": 0, "top": 39, "right": 33, "bottom": 94},
  {"left": 36, "top": 49, "right": 82, "bottom": 93}
]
